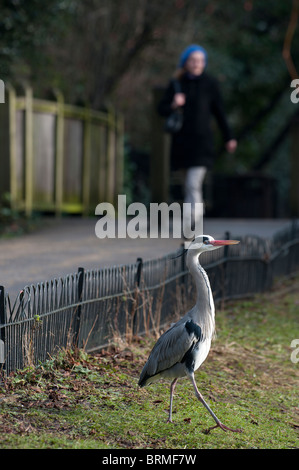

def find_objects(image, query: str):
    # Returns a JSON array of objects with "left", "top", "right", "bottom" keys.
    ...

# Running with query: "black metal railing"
[{"left": 1, "top": 220, "right": 299, "bottom": 375}]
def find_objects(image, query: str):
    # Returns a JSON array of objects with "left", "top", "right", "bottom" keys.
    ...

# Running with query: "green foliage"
[
  {"left": 0, "top": 0, "right": 74, "bottom": 83},
  {"left": 1, "top": 1, "right": 297, "bottom": 207}
]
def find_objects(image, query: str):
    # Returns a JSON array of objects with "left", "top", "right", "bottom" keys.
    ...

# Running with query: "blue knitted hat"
[{"left": 178, "top": 44, "right": 208, "bottom": 68}]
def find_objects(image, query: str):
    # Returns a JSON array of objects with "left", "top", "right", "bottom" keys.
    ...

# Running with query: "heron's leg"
[
  {"left": 167, "top": 378, "right": 178, "bottom": 423},
  {"left": 189, "top": 373, "right": 242, "bottom": 433}
]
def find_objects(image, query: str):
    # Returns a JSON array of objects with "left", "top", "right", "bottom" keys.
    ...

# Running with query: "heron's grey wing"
[{"left": 139, "top": 320, "right": 198, "bottom": 381}]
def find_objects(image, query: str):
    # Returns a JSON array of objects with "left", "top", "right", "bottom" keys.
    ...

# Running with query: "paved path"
[{"left": 0, "top": 216, "right": 292, "bottom": 299}]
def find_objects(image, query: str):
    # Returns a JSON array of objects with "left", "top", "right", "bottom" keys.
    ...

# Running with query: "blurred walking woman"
[{"left": 158, "top": 44, "right": 237, "bottom": 231}]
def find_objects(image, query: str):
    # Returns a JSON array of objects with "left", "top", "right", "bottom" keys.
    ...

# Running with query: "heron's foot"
[
  {"left": 203, "top": 422, "right": 242, "bottom": 434},
  {"left": 166, "top": 418, "right": 173, "bottom": 424}
]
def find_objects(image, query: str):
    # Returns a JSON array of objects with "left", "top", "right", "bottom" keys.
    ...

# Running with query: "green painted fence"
[{"left": 0, "top": 85, "right": 124, "bottom": 216}]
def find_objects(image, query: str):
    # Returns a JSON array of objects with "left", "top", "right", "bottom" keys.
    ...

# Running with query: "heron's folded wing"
[{"left": 142, "top": 321, "right": 196, "bottom": 378}]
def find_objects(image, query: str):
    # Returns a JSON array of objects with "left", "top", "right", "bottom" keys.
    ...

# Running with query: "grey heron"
[{"left": 138, "top": 235, "right": 242, "bottom": 434}]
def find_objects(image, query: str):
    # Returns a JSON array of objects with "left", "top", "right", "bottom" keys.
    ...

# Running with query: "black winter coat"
[{"left": 157, "top": 72, "right": 233, "bottom": 170}]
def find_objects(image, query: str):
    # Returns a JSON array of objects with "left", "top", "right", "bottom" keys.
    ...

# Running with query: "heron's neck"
[{"left": 186, "top": 250, "right": 215, "bottom": 336}]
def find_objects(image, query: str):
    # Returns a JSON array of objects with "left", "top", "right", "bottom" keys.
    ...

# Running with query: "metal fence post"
[
  {"left": 133, "top": 258, "right": 143, "bottom": 335},
  {"left": 73, "top": 267, "right": 84, "bottom": 348},
  {"left": 136, "top": 257, "right": 143, "bottom": 287},
  {"left": 0, "top": 286, "right": 6, "bottom": 368},
  {"left": 220, "top": 231, "right": 230, "bottom": 304},
  {"left": 224, "top": 231, "right": 230, "bottom": 258},
  {"left": 180, "top": 241, "right": 187, "bottom": 275}
]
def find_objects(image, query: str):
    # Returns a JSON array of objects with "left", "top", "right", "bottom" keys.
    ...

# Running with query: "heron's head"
[{"left": 186, "top": 235, "right": 240, "bottom": 253}]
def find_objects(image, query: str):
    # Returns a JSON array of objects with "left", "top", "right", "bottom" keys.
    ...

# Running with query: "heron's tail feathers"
[{"left": 138, "top": 372, "right": 150, "bottom": 387}]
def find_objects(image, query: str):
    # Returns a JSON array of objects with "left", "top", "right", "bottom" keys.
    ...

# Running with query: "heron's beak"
[{"left": 210, "top": 239, "right": 240, "bottom": 246}]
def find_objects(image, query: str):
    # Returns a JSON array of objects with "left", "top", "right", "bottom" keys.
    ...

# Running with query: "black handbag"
[{"left": 164, "top": 80, "right": 184, "bottom": 134}]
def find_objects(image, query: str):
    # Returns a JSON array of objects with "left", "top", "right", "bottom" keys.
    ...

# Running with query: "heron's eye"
[{"left": 203, "top": 239, "right": 210, "bottom": 245}]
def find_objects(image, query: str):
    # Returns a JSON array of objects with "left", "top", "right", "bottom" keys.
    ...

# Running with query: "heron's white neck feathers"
[{"left": 186, "top": 250, "right": 216, "bottom": 340}]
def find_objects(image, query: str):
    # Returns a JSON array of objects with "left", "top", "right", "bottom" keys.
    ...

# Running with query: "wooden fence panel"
[
  {"left": 89, "top": 122, "right": 103, "bottom": 208},
  {"left": 15, "top": 110, "right": 25, "bottom": 202},
  {"left": 0, "top": 85, "right": 124, "bottom": 215},
  {"left": 33, "top": 112, "right": 56, "bottom": 207},
  {"left": 63, "top": 118, "right": 83, "bottom": 211}
]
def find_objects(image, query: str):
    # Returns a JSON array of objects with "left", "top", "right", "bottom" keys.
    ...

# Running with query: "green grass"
[{"left": 0, "top": 276, "right": 298, "bottom": 449}]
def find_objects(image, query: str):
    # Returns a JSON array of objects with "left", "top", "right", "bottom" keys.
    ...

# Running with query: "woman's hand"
[
  {"left": 172, "top": 93, "right": 186, "bottom": 109},
  {"left": 225, "top": 139, "right": 237, "bottom": 153}
]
